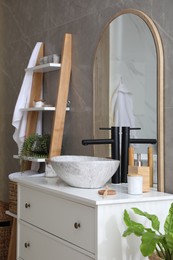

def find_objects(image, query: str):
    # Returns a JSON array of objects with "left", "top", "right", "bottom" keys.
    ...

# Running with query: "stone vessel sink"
[{"left": 49, "top": 155, "right": 120, "bottom": 188}]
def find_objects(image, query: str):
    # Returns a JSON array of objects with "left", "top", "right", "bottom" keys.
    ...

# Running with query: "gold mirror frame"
[{"left": 93, "top": 9, "right": 164, "bottom": 191}]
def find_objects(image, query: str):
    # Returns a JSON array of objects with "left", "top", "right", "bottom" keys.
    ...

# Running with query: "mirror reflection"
[
  {"left": 93, "top": 11, "right": 164, "bottom": 190},
  {"left": 109, "top": 14, "right": 157, "bottom": 144}
]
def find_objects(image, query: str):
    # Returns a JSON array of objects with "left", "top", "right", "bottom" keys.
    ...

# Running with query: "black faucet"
[
  {"left": 82, "top": 126, "right": 120, "bottom": 183},
  {"left": 82, "top": 126, "right": 157, "bottom": 184},
  {"left": 120, "top": 127, "right": 157, "bottom": 183}
]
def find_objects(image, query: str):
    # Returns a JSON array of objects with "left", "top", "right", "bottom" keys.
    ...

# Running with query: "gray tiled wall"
[{"left": 0, "top": 0, "right": 173, "bottom": 200}]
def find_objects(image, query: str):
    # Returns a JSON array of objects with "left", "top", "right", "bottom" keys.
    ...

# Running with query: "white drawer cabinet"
[
  {"left": 15, "top": 177, "right": 173, "bottom": 260},
  {"left": 19, "top": 185, "right": 95, "bottom": 254},
  {"left": 18, "top": 220, "right": 93, "bottom": 260}
]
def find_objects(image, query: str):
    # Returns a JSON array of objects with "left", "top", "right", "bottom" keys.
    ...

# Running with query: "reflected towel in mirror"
[{"left": 111, "top": 77, "right": 136, "bottom": 137}]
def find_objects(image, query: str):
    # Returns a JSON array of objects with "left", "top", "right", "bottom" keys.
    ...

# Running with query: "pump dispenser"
[{"left": 137, "top": 153, "right": 142, "bottom": 167}]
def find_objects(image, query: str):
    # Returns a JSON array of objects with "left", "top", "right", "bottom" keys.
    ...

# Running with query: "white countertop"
[{"left": 13, "top": 174, "right": 173, "bottom": 206}]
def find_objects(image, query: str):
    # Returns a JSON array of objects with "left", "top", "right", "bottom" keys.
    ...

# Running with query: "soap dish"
[{"left": 98, "top": 189, "right": 116, "bottom": 196}]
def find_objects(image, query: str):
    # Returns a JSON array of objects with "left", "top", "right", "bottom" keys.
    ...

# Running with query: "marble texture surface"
[
  {"left": 0, "top": 0, "right": 173, "bottom": 200},
  {"left": 50, "top": 155, "right": 120, "bottom": 188}
]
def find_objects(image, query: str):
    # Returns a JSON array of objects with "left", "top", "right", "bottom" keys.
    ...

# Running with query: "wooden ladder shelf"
[
  {"left": 49, "top": 33, "right": 72, "bottom": 157},
  {"left": 24, "top": 33, "right": 72, "bottom": 165}
]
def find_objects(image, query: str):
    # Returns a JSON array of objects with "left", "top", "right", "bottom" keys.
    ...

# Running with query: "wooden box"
[{"left": 128, "top": 166, "right": 150, "bottom": 192}]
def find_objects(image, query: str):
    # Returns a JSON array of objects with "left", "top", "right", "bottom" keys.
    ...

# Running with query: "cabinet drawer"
[
  {"left": 18, "top": 220, "right": 94, "bottom": 260},
  {"left": 19, "top": 185, "right": 95, "bottom": 253}
]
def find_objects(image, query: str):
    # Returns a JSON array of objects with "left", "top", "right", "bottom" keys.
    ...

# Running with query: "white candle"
[{"left": 128, "top": 175, "right": 143, "bottom": 195}]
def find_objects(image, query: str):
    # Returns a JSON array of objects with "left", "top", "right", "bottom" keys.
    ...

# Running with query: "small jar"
[{"left": 128, "top": 175, "right": 143, "bottom": 195}]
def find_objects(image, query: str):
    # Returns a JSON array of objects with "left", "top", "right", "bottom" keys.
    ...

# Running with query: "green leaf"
[
  {"left": 132, "top": 207, "right": 160, "bottom": 232},
  {"left": 123, "top": 224, "right": 144, "bottom": 237},
  {"left": 171, "top": 252, "right": 173, "bottom": 260},
  {"left": 164, "top": 203, "right": 173, "bottom": 236},
  {"left": 123, "top": 210, "right": 145, "bottom": 237},
  {"left": 140, "top": 231, "right": 159, "bottom": 256},
  {"left": 165, "top": 233, "right": 173, "bottom": 252},
  {"left": 123, "top": 210, "right": 131, "bottom": 227}
]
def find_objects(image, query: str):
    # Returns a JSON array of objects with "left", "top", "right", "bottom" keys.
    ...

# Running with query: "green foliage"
[
  {"left": 123, "top": 203, "right": 173, "bottom": 259},
  {"left": 132, "top": 207, "right": 160, "bottom": 232},
  {"left": 20, "top": 133, "right": 51, "bottom": 158}
]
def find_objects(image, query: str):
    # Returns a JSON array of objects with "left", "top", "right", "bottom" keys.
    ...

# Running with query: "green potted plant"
[
  {"left": 19, "top": 133, "right": 51, "bottom": 171},
  {"left": 20, "top": 133, "right": 51, "bottom": 158},
  {"left": 123, "top": 203, "right": 173, "bottom": 259}
]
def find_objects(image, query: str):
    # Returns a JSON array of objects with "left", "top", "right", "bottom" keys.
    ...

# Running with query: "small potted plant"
[
  {"left": 20, "top": 133, "right": 51, "bottom": 158},
  {"left": 123, "top": 203, "right": 173, "bottom": 259}
]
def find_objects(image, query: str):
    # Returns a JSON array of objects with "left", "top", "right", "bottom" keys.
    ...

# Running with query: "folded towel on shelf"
[{"left": 12, "top": 42, "right": 43, "bottom": 153}]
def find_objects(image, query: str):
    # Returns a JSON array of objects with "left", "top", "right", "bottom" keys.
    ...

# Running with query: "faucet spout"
[
  {"left": 130, "top": 138, "right": 157, "bottom": 144},
  {"left": 82, "top": 126, "right": 120, "bottom": 183},
  {"left": 82, "top": 139, "right": 114, "bottom": 146}
]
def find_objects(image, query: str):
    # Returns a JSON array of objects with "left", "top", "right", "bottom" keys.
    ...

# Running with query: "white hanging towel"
[
  {"left": 12, "top": 42, "right": 43, "bottom": 153},
  {"left": 111, "top": 78, "right": 136, "bottom": 129}
]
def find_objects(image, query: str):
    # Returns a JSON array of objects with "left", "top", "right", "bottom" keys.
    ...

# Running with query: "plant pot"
[{"left": 148, "top": 253, "right": 164, "bottom": 260}]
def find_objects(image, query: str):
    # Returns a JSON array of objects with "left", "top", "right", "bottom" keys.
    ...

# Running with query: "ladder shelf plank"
[{"left": 25, "top": 63, "right": 61, "bottom": 73}]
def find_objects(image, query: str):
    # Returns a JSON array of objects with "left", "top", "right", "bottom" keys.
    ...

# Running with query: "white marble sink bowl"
[{"left": 49, "top": 155, "right": 120, "bottom": 188}]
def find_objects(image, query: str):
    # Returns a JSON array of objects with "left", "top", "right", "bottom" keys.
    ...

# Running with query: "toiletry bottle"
[{"left": 137, "top": 153, "right": 142, "bottom": 167}]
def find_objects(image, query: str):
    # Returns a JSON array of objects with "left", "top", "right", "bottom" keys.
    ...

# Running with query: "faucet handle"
[
  {"left": 130, "top": 127, "right": 141, "bottom": 130},
  {"left": 100, "top": 127, "right": 141, "bottom": 131},
  {"left": 99, "top": 127, "right": 111, "bottom": 130}
]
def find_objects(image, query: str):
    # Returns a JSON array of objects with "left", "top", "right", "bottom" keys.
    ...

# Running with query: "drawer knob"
[
  {"left": 74, "top": 222, "right": 80, "bottom": 229},
  {"left": 25, "top": 203, "right": 30, "bottom": 208},
  {"left": 24, "top": 242, "right": 30, "bottom": 248}
]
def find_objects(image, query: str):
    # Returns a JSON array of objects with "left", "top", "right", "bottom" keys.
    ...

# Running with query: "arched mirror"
[{"left": 93, "top": 9, "right": 164, "bottom": 191}]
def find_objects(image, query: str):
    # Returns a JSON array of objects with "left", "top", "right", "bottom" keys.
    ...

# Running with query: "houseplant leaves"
[{"left": 123, "top": 203, "right": 173, "bottom": 259}]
